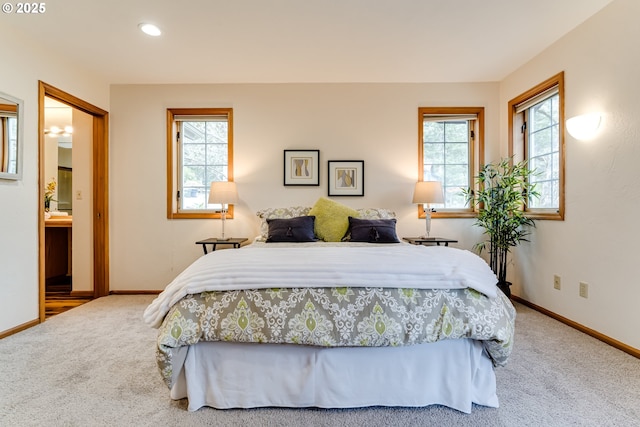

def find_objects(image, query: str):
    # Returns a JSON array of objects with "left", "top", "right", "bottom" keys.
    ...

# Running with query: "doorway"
[{"left": 38, "top": 82, "right": 110, "bottom": 322}]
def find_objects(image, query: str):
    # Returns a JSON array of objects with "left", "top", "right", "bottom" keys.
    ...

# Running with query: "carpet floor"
[{"left": 0, "top": 295, "right": 638, "bottom": 426}]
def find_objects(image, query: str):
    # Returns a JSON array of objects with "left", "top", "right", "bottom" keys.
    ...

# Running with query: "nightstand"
[
  {"left": 195, "top": 237, "right": 248, "bottom": 254},
  {"left": 402, "top": 237, "right": 458, "bottom": 247}
]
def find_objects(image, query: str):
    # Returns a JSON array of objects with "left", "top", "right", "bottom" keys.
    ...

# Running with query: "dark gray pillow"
[
  {"left": 347, "top": 217, "right": 400, "bottom": 243},
  {"left": 266, "top": 216, "right": 317, "bottom": 242}
]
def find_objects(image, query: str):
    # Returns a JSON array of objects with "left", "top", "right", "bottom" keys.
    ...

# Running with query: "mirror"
[{"left": 0, "top": 91, "right": 23, "bottom": 180}]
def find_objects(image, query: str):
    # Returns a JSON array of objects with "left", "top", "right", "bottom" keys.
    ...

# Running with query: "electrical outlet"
[
  {"left": 553, "top": 275, "right": 561, "bottom": 290},
  {"left": 579, "top": 282, "right": 589, "bottom": 298}
]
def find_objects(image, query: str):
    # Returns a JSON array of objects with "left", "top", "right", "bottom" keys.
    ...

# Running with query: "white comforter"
[{"left": 143, "top": 243, "right": 498, "bottom": 328}]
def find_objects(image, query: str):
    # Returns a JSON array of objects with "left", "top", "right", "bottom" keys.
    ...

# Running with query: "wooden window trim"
[
  {"left": 418, "top": 107, "right": 484, "bottom": 219},
  {"left": 508, "top": 72, "right": 565, "bottom": 221},
  {"left": 166, "top": 108, "right": 234, "bottom": 219}
]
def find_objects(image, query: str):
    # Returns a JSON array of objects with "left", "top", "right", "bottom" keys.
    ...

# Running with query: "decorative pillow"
[
  {"left": 308, "top": 197, "right": 359, "bottom": 242},
  {"left": 356, "top": 208, "right": 396, "bottom": 219},
  {"left": 266, "top": 216, "right": 316, "bottom": 242},
  {"left": 256, "top": 206, "right": 311, "bottom": 241},
  {"left": 347, "top": 217, "right": 400, "bottom": 243}
]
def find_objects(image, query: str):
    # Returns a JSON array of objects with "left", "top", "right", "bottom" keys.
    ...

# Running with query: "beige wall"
[
  {"left": 109, "top": 83, "right": 498, "bottom": 291},
  {"left": 500, "top": 0, "right": 640, "bottom": 349},
  {"left": 0, "top": 24, "right": 109, "bottom": 332}
]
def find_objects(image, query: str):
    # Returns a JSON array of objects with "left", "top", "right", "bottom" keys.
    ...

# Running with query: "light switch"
[{"left": 76, "top": 190, "right": 83, "bottom": 200}]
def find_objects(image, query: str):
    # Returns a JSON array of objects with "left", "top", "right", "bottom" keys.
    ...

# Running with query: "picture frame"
[
  {"left": 328, "top": 160, "right": 364, "bottom": 196},
  {"left": 283, "top": 150, "right": 320, "bottom": 186}
]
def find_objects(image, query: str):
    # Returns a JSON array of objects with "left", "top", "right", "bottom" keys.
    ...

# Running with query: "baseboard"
[
  {"left": 0, "top": 318, "right": 40, "bottom": 339},
  {"left": 109, "top": 290, "right": 162, "bottom": 295},
  {"left": 511, "top": 295, "right": 640, "bottom": 359},
  {"left": 69, "top": 290, "right": 94, "bottom": 298}
]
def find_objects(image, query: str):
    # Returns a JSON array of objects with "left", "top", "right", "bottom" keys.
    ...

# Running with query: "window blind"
[
  {"left": 514, "top": 85, "right": 559, "bottom": 113},
  {"left": 173, "top": 115, "right": 227, "bottom": 122},
  {"left": 423, "top": 114, "right": 477, "bottom": 122}
]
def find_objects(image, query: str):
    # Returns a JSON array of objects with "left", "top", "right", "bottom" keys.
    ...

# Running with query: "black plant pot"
[{"left": 497, "top": 281, "right": 512, "bottom": 299}]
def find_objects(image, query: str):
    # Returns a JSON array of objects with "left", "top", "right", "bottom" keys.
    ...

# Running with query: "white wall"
[
  {"left": 109, "top": 83, "right": 498, "bottom": 291},
  {"left": 0, "top": 25, "right": 109, "bottom": 333},
  {"left": 500, "top": 0, "right": 640, "bottom": 349}
]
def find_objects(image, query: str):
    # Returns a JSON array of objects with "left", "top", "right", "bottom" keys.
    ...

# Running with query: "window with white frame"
[
  {"left": 418, "top": 107, "right": 484, "bottom": 218},
  {"left": 509, "top": 72, "right": 564, "bottom": 220},
  {"left": 167, "top": 108, "right": 234, "bottom": 219}
]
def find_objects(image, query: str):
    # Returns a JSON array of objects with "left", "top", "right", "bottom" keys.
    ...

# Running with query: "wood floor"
[{"left": 45, "top": 282, "right": 92, "bottom": 319}]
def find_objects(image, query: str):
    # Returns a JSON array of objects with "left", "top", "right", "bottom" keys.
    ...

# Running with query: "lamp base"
[
  {"left": 423, "top": 208, "right": 433, "bottom": 239},
  {"left": 219, "top": 211, "right": 229, "bottom": 241}
]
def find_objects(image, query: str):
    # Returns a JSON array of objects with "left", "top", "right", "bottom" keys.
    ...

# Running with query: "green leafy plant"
[{"left": 463, "top": 158, "right": 539, "bottom": 295}]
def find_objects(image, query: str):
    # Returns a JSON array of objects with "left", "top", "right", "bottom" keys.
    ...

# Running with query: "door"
[{"left": 38, "top": 82, "right": 110, "bottom": 322}]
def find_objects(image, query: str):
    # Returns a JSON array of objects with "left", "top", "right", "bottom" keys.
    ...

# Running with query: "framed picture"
[
  {"left": 283, "top": 150, "right": 320, "bottom": 186},
  {"left": 328, "top": 160, "right": 364, "bottom": 196}
]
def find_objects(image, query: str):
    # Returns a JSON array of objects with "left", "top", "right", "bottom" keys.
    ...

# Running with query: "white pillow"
[{"left": 356, "top": 208, "right": 396, "bottom": 219}]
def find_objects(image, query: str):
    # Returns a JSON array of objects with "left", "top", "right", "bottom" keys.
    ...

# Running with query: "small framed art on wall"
[
  {"left": 284, "top": 150, "right": 320, "bottom": 186},
  {"left": 328, "top": 160, "right": 364, "bottom": 196}
]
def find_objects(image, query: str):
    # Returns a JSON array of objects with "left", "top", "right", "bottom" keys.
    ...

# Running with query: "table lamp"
[
  {"left": 208, "top": 181, "right": 238, "bottom": 240},
  {"left": 412, "top": 181, "right": 444, "bottom": 238}
]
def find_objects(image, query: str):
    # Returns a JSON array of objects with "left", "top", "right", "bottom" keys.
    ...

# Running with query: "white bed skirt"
[{"left": 169, "top": 339, "right": 499, "bottom": 413}]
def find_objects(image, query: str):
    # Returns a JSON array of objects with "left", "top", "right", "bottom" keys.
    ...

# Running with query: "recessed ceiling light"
[{"left": 139, "top": 23, "right": 161, "bottom": 37}]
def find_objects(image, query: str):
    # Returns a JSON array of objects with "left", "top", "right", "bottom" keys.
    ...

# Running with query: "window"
[
  {"left": 509, "top": 72, "right": 564, "bottom": 220},
  {"left": 418, "top": 107, "right": 484, "bottom": 218},
  {"left": 167, "top": 108, "right": 234, "bottom": 219}
]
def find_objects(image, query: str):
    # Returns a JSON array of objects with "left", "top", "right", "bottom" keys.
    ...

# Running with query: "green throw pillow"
[{"left": 309, "top": 197, "right": 359, "bottom": 242}]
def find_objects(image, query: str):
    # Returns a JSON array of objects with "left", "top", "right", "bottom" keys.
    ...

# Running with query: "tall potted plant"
[{"left": 463, "top": 158, "right": 538, "bottom": 298}]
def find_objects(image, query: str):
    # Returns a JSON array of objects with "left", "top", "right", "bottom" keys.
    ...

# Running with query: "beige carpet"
[{"left": 0, "top": 295, "right": 638, "bottom": 426}]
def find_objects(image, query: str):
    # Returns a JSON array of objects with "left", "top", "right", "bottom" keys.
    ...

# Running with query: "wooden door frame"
[{"left": 38, "top": 81, "right": 110, "bottom": 322}]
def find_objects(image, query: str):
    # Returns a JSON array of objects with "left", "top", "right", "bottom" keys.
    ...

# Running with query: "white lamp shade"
[
  {"left": 566, "top": 112, "right": 601, "bottom": 140},
  {"left": 412, "top": 181, "right": 444, "bottom": 204},
  {"left": 208, "top": 181, "right": 238, "bottom": 204}
]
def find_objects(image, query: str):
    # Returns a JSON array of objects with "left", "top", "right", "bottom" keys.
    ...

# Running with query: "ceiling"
[{"left": 4, "top": 0, "right": 613, "bottom": 84}]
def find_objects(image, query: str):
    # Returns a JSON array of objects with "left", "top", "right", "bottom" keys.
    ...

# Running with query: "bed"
[{"left": 143, "top": 200, "right": 516, "bottom": 413}]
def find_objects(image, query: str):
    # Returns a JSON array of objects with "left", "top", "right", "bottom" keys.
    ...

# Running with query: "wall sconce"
[
  {"left": 208, "top": 181, "right": 238, "bottom": 240},
  {"left": 566, "top": 112, "right": 602, "bottom": 141},
  {"left": 412, "top": 181, "right": 444, "bottom": 238}
]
